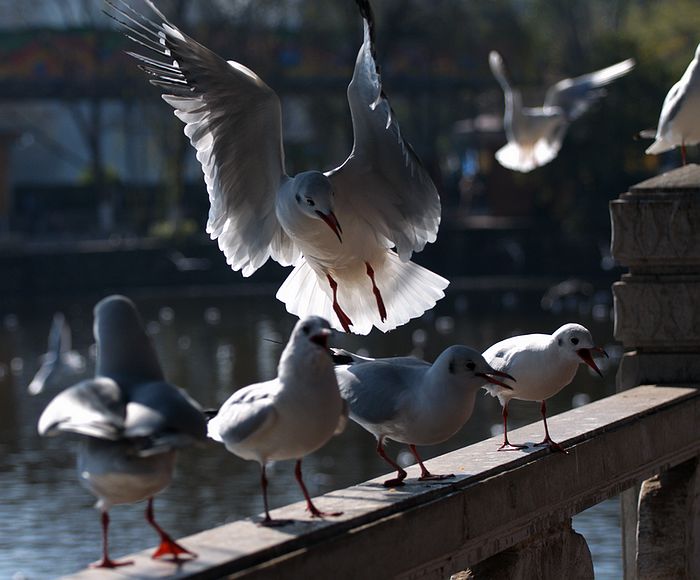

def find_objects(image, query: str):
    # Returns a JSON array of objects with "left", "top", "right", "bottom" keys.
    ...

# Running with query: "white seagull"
[
  {"left": 643, "top": 42, "right": 700, "bottom": 165},
  {"left": 334, "top": 346, "right": 514, "bottom": 487},
  {"left": 482, "top": 323, "right": 607, "bottom": 452},
  {"left": 208, "top": 316, "right": 347, "bottom": 526},
  {"left": 38, "top": 295, "right": 207, "bottom": 568},
  {"left": 107, "top": 0, "right": 447, "bottom": 335},
  {"left": 489, "top": 51, "right": 635, "bottom": 172},
  {"left": 28, "top": 312, "right": 84, "bottom": 395}
]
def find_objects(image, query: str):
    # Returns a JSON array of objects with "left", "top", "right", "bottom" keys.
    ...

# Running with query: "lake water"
[{"left": 0, "top": 285, "right": 622, "bottom": 578}]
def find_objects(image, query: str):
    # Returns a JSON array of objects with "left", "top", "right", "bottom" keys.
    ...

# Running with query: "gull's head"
[
  {"left": 291, "top": 315, "right": 333, "bottom": 354},
  {"left": 293, "top": 171, "right": 342, "bottom": 243},
  {"left": 440, "top": 345, "right": 515, "bottom": 390},
  {"left": 553, "top": 323, "right": 607, "bottom": 377}
]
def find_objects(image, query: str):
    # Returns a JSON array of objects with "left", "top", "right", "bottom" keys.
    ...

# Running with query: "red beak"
[
  {"left": 577, "top": 347, "right": 607, "bottom": 377},
  {"left": 310, "top": 328, "right": 331, "bottom": 349},
  {"left": 316, "top": 210, "right": 343, "bottom": 243},
  {"left": 477, "top": 369, "right": 515, "bottom": 390}
]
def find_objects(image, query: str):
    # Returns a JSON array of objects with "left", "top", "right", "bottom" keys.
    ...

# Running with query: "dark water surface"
[{"left": 0, "top": 287, "right": 622, "bottom": 578}]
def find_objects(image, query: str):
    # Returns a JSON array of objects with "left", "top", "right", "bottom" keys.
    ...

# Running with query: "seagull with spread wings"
[
  {"left": 489, "top": 51, "right": 635, "bottom": 172},
  {"left": 108, "top": 0, "right": 447, "bottom": 335}
]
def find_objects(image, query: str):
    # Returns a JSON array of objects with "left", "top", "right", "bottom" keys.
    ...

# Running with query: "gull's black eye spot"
[
  {"left": 466, "top": 361, "right": 476, "bottom": 371},
  {"left": 448, "top": 361, "right": 456, "bottom": 374},
  {"left": 306, "top": 198, "right": 315, "bottom": 207},
  {"left": 295, "top": 194, "right": 301, "bottom": 203},
  {"left": 571, "top": 337, "right": 579, "bottom": 345},
  {"left": 558, "top": 338, "right": 563, "bottom": 346},
  {"left": 302, "top": 324, "right": 310, "bottom": 335}
]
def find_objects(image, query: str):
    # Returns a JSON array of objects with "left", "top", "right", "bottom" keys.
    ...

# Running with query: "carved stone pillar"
[{"left": 610, "top": 164, "right": 700, "bottom": 580}]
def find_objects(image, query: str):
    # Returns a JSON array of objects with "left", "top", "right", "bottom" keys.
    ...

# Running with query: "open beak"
[
  {"left": 310, "top": 328, "right": 332, "bottom": 350},
  {"left": 316, "top": 210, "right": 343, "bottom": 243},
  {"left": 577, "top": 347, "right": 607, "bottom": 377},
  {"left": 476, "top": 369, "right": 515, "bottom": 390}
]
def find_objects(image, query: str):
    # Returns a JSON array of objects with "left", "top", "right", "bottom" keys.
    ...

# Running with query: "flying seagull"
[
  {"left": 107, "top": 0, "right": 448, "bottom": 335},
  {"left": 489, "top": 51, "right": 635, "bottom": 172}
]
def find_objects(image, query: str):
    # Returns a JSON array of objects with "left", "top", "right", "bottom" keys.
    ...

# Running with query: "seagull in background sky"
[
  {"left": 642, "top": 42, "right": 700, "bottom": 165},
  {"left": 489, "top": 51, "right": 635, "bottom": 172},
  {"left": 482, "top": 323, "right": 607, "bottom": 452},
  {"left": 208, "top": 316, "right": 347, "bottom": 526},
  {"left": 28, "top": 312, "right": 84, "bottom": 395},
  {"left": 334, "top": 345, "right": 514, "bottom": 487},
  {"left": 107, "top": 0, "right": 447, "bottom": 335},
  {"left": 38, "top": 295, "right": 207, "bottom": 568}
]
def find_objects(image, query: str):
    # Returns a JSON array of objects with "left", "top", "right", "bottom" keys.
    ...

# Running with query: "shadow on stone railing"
[{"left": 63, "top": 384, "right": 700, "bottom": 580}]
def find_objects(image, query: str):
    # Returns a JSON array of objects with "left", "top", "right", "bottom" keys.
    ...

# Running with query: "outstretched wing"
[
  {"left": 544, "top": 58, "right": 635, "bottom": 121},
  {"left": 108, "top": 0, "right": 299, "bottom": 275},
  {"left": 327, "top": 0, "right": 441, "bottom": 261},
  {"left": 37, "top": 378, "right": 126, "bottom": 440}
]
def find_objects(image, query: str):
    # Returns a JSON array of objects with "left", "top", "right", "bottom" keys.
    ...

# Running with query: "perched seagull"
[
  {"left": 208, "top": 316, "right": 347, "bottom": 526},
  {"left": 489, "top": 51, "right": 635, "bottom": 172},
  {"left": 38, "top": 295, "right": 207, "bottom": 568},
  {"left": 482, "top": 323, "right": 607, "bottom": 452},
  {"left": 334, "top": 346, "right": 514, "bottom": 487},
  {"left": 28, "top": 312, "right": 84, "bottom": 395},
  {"left": 642, "top": 43, "right": 700, "bottom": 165},
  {"left": 107, "top": 0, "right": 447, "bottom": 335}
]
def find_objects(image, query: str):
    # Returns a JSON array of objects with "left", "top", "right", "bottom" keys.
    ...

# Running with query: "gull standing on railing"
[
  {"left": 107, "top": 0, "right": 447, "bottom": 335},
  {"left": 38, "top": 295, "right": 207, "bottom": 568},
  {"left": 489, "top": 51, "right": 635, "bottom": 172},
  {"left": 642, "top": 43, "right": 700, "bottom": 165},
  {"left": 208, "top": 316, "right": 347, "bottom": 526},
  {"left": 334, "top": 346, "right": 514, "bottom": 487},
  {"left": 482, "top": 323, "right": 607, "bottom": 452}
]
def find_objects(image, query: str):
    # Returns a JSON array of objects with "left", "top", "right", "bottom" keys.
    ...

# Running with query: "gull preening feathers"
[
  {"left": 482, "top": 323, "right": 607, "bottom": 452},
  {"left": 643, "top": 43, "right": 700, "bottom": 164},
  {"left": 108, "top": 0, "right": 447, "bottom": 335},
  {"left": 38, "top": 295, "right": 207, "bottom": 568},
  {"left": 489, "top": 51, "right": 635, "bottom": 172},
  {"left": 335, "top": 345, "right": 514, "bottom": 487},
  {"left": 208, "top": 316, "right": 347, "bottom": 526}
]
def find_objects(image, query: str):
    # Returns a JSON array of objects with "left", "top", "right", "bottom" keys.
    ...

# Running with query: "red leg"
[
  {"left": 537, "top": 400, "right": 567, "bottom": 453},
  {"left": 326, "top": 274, "right": 353, "bottom": 333},
  {"left": 365, "top": 262, "right": 387, "bottom": 322},
  {"left": 497, "top": 402, "right": 528, "bottom": 451},
  {"left": 90, "top": 510, "right": 133, "bottom": 569},
  {"left": 376, "top": 437, "right": 407, "bottom": 487},
  {"left": 294, "top": 459, "right": 342, "bottom": 518},
  {"left": 259, "top": 463, "right": 292, "bottom": 527},
  {"left": 145, "top": 498, "right": 196, "bottom": 562},
  {"left": 409, "top": 444, "right": 454, "bottom": 481},
  {"left": 682, "top": 142, "right": 687, "bottom": 166}
]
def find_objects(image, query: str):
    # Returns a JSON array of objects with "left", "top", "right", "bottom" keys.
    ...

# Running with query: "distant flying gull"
[
  {"left": 28, "top": 312, "right": 84, "bottom": 395},
  {"left": 38, "top": 295, "right": 207, "bottom": 568},
  {"left": 489, "top": 51, "right": 635, "bottom": 172},
  {"left": 335, "top": 345, "right": 514, "bottom": 487},
  {"left": 208, "top": 316, "right": 347, "bottom": 526},
  {"left": 642, "top": 43, "right": 700, "bottom": 165},
  {"left": 107, "top": 0, "right": 447, "bottom": 335},
  {"left": 482, "top": 323, "right": 607, "bottom": 452}
]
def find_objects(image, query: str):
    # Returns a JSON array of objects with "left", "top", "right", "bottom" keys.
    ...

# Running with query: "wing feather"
[
  {"left": 110, "top": 0, "right": 300, "bottom": 275},
  {"left": 327, "top": 4, "right": 440, "bottom": 261}
]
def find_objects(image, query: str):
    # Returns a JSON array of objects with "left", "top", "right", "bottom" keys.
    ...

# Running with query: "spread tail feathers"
[
  {"left": 276, "top": 254, "right": 448, "bottom": 335},
  {"left": 495, "top": 138, "right": 563, "bottom": 172}
]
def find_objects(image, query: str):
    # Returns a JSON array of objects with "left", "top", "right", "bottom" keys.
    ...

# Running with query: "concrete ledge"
[{"left": 63, "top": 385, "right": 700, "bottom": 580}]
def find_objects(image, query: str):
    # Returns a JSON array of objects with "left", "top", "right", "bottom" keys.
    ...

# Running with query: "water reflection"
[{"left": 0, "top": 289, "right": 620, "bottom": 578}]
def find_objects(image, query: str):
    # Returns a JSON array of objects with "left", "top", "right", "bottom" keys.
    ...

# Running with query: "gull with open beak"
[
  {"left": 482, "top": 323, "right": 608, "bottom": 452},
  {"left": 208, "top": 316, "right": 348, "bottom": 526},
  {"left": 334, "top": 346, "right": 514, "bottom": 487},
  {"left": 107, "top": 0, "right": 447, "bottom": 335}
]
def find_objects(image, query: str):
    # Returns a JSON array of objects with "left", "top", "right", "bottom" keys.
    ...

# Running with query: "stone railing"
[{"left": 62, "top": 166, "right": 700, "bottom": 580}]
